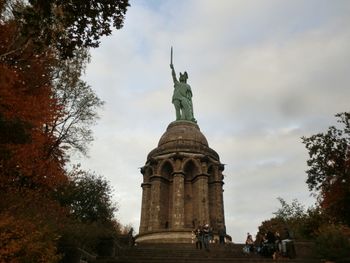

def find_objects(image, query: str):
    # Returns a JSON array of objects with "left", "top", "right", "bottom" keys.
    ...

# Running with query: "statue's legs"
[
  {"left": 173, "top": 100, "right": 182, "bottom": 120},
  {"left": 181, "top": 99, "right": 192, "bottom": 121},
  {"left": 188, "top": 100, "right": 196, "bottom": 122}
]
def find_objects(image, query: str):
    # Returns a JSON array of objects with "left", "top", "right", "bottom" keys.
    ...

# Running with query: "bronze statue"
[{"left": 170, "top": 47, "right": 196, "bottom": 123}]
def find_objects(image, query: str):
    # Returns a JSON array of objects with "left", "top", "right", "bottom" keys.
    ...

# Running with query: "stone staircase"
[{"left": 93, "top": 242, "right": 320, "bottom": 263}]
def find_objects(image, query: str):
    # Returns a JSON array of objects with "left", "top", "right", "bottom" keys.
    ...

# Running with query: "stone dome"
[
  {"left": 158, "top": 121, "right": 208, "bottom": 147},
  {"left": 147, "top": 121, "right": 219, "bottom": 161}
]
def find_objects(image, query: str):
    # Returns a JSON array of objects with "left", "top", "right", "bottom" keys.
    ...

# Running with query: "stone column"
[
  {"left": 196, "top": 174, "right": 210, "bottom": 225},
  {"left": 149, "top": 177, "right": 162, "bottom": 231},
  {"left": 139, "top": 182, "right": 151, "bottom": 233},
  {"left": 209, "top": 165, "right": 225, "bottom": 230},
  {"left": 172, "top": 172, "right": 185, "bottom": 229},
  {"left": 217, "top": 182, "right": 225, "bottom": 228},
  {"left": 209, "top": 181, "right": 225, "bottom": 230},
  {"left": 217, "top": 166, "right": 226, "bottom": 229}
]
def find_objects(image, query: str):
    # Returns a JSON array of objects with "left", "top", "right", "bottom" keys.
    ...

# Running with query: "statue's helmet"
[{"left": 179, "top": 71, "right": 188, "bottom": 82}]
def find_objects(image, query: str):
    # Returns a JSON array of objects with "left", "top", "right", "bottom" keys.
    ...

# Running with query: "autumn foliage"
[
  {"left": 0, "top": 0, "right": 129, "bottom": 262},
  {"left": 0, "top": 22, "right": 67, "bottom": 263},
  {"left": 1, "top": 21, "right": 66, "bottom": 213},
  {"left": 302, "top": 112, "right": 350, "bottom": 226},
  {"left": 0, "top": 194, "right": 65, "bottom": 263}
]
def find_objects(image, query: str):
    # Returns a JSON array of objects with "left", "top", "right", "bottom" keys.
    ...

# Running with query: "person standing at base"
[
  {"left": 281, "top": 227, "right": 296, "bottom": 258},
  {"left": 245, "top": 232, "right": 254, "bottom": 253},
  {"left": 194, "top": 226, "right": 203, "bottom": 250},
  {"left": 202, "top": 224, "right": 210, "bottom": 251},
  {"left": 218, "top": 227, "right": 226, "bottom": 245}
]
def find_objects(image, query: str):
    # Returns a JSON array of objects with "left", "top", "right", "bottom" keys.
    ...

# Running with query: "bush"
[
  {"left": 58, "top": 220, "right": 120, "bottom": 253},
  {"left": 314, "top": 224, "right": 350, "bottom": 261},
  {"left": 0, "top": 213, "right": 61, "bottom": 263}
]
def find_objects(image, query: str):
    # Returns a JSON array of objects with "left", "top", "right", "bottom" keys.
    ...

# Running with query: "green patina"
[{"left": 170, "top": 47, "right": 197, "bottom": 123}]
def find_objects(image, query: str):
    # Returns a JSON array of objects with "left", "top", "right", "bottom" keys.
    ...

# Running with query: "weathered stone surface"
[
  {"left": 158, "top": 121, "right": 208, "bottom": 147},
  {"left": 137, "top": 121, "right": 228, "bottom": 243},
  {"left": 147, "top": 121, "right": 219, "bottom": 161}
]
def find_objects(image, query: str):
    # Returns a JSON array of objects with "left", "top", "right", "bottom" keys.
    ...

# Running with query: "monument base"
[
  {"left": 135, "top": 230, "right": 232, "bottom": 244},
  {"left": 135, "top": 230, "right": 193, "bottom": 243}
]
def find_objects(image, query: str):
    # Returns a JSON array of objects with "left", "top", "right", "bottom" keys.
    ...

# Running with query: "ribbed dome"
[
  {"left": 147, "top": 120, "right": 219, "bottom": 161},
  {"left": 158, "top": 121, "right": 208, "bottom": 147}
]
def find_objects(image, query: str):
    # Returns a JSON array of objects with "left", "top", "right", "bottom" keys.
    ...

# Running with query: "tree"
[
  {"left": 56, "top": 168, "right": 121, "bottom": 253},
  {"left": 0, "top": 23, "right": 68, "bottom": 261},
  {"left": 257, "top": 198, "right": 309, "bottom": 241},
  {"left": 1, "top": 0, "right": 130, "bottom": 58},
  {"left": 48, "top": 48, "right": 104, "bottom": 157},
  {"left": 0, "top": 1, "right": 129, "bottom": 260},
  {"left": 0, "top": 0, "right": 126, "bottom": 195},
  {"left": 59, "top": 168, "right": 118, "bottom": 223},
  {"left": 0, "top": 191, "right": 66, "bottom": 263},
  {"left": 257, "top": 197, "right": 330, "bottom": 241},
  {"left": 0, "top": 22, "right": 67, "bottom": 191},
  {"left": 314, "top": 224, "right": 350, "bottom": 261},
  {"left": 302, "top": 112, "right": 350, "bottom": 225},
  {"left": 273, "top": 197, "right": 306, "bottom": 221}
]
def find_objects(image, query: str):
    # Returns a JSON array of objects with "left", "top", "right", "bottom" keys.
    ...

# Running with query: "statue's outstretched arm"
[{"left": 170, "top": 63, "right": 177, "bottom": 83}]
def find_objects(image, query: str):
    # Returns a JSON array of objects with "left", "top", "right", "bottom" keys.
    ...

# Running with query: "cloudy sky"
[{"left": 77, "top": 0, "right": 350, "bottom": 243}]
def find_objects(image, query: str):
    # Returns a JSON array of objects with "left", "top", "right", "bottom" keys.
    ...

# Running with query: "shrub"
[{"left": 314, "top": 224, "right": 350, "bottom": 261}]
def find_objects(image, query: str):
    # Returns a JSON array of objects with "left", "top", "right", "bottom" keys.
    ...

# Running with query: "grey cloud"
[{"left": 77, "top": 0, "right": 350, "bottom": 242}]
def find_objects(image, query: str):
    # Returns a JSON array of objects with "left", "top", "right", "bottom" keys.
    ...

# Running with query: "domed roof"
[
  {"left": 158, "top": 121, "right": 208, "bottom": 147},
  {"left": 147, "top": 120, "right": 219, "bottom": 161}
]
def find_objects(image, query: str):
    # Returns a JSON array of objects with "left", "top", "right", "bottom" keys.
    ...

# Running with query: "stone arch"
[
  {"left": 207, "top": 164, "right": 215, "bottom": 182},
  {"left": 154, "top": 160, "right": 174, "bottom": 230},
  {"left": 182, "top": 158, "right": 201, "bottom": 180},
  {"left": 158, "top": 159, "right": 174, "bottom": 180},
  {"left": 143, "top": 166, "right": 153, "bottom": 182},
  {"left": 182, "top": 159, "right": 201, "bottom": 228}
]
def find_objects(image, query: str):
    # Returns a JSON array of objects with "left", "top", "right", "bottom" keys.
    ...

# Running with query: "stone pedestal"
[{"left": 136, "top": 121, "right": 228, "bottom": 243}]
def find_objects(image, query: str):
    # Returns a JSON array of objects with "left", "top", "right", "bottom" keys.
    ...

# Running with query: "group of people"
[
  {"left": 243, "top": 228, "right": 295, "bottom": 259},
  {"left": 193, "top": 224, "right": 227, "bottom": 251},
  {"left": 193, "top": 224, "right": 212, "bottom": 251}
]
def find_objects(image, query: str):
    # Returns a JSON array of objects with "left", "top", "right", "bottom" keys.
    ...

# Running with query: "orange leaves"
[
  {"left": 0, "top": 213, "right": 62, "bottom": 263},
  {"left": 4, "top": 140, "right": 67, "bottom": 189},
  {"left": 0, "top": 3, "right": 123, "bottom": 259},
  {"left": 320, "top": 179, "right": 349, "bottom": 220},
  {"left": 0, "top": 20, "right": 68, "bottom": 262},
  {"left": 0, "top": 188, "right": 68, "bottom": 262},
  {"left": 0, "top": 214, "right": 27, "bottom": 262},
  {"left": 0, "top": 54, "right": 55, "bottom": 127},
  {"left": 0, "top": 21, "right": 67, "bottom": 191},
  {"left": 0, "top": 21, "right": 57, "bottom": 123}
]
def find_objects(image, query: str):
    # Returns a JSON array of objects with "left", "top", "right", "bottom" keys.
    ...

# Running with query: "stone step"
[
  {"left": 96, "top": 257, "right": 319, "bottom": 263},
  {"left": 93, "top": 242, "right": 319, "bottom": 263},
  {"left": 120, "top": 250, "right": 256, "bottom": 258}
]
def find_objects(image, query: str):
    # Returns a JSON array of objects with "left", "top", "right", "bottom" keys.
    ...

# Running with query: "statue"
[{"left": 170, "top": 47, "right": 196, "bottom": 123}]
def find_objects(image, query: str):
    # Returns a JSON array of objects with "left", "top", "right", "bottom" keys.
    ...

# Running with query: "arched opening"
[
  {"left": 144, "top": 166, "right": 153, "bottom": 182},
  {"left": 184, "top": 160, "right": 199, "bottom": 181},
  {"left": 159, "top": 161, "right": 173, "bottom": 229},
  {"left": 160, "top": 161, "right": 173, "bottom": 180},
  {"left": 183, "top": 160, "right": 199, "bottom": 228},
  {"left": 208, "top": 165, "right": 215, "bottom": 182}
]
